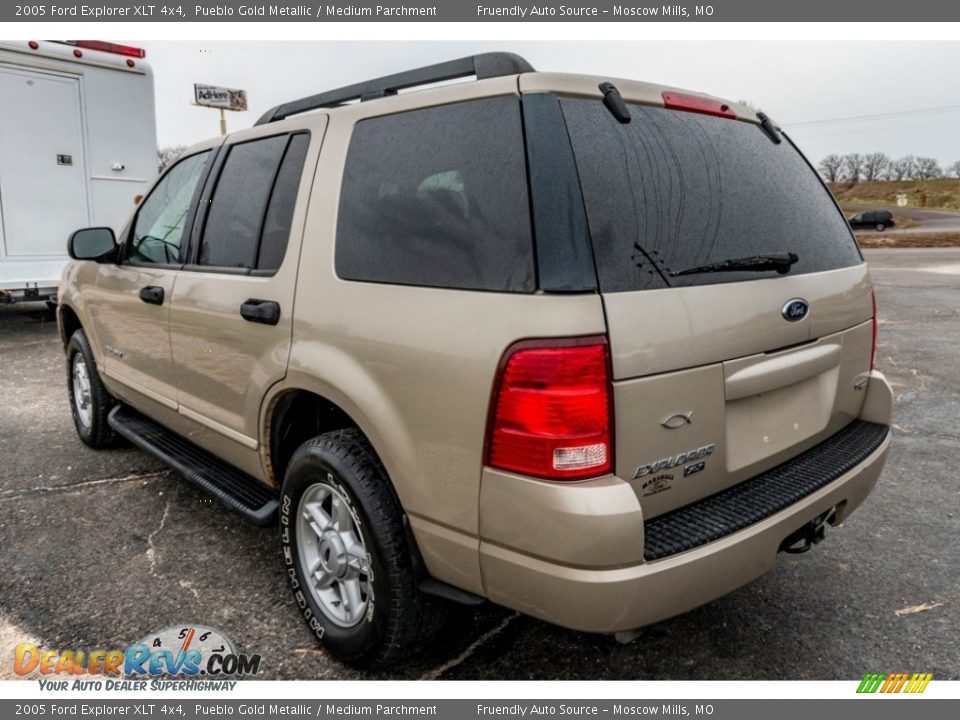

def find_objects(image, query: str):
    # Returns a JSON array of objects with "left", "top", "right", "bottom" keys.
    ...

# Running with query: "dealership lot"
[{"left": 0, "top": 248, "right": 957, "bottom": 680}]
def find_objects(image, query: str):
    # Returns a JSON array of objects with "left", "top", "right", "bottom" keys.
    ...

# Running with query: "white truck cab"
[{"left": 0, "top": 40, "right": 157, "bottom": 304}]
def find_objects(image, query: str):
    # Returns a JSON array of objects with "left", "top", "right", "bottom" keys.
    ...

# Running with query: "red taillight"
[
  {"left": 62, "top": 41, "right": 146, "bottom": 59},
  {"left": 871, "top": 288, "right": 878, "bottom": 370},
  {"left": 662, "top": 91, "right": 737, "bottom": 119},
  {"left": 486, "top": 338, "right": 612, "bottom": 481}
]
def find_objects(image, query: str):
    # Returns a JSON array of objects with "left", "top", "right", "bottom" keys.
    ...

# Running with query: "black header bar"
[{"left": 3, "top": 1, "right": 960, "bottom": 22}]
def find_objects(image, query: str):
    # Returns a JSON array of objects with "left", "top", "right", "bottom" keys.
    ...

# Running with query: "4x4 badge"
[{"left": 782, "top": 298, "right": 809, "bottom": 322}]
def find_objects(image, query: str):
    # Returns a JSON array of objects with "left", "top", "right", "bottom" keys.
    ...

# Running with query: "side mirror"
[{"left": 68, "top": 227, "right": 118, "bottom": 263}]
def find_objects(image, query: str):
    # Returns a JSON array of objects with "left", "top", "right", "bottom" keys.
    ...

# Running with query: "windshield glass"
[{"left": 559, "top": 99, "right": 863, "bottom": 292}]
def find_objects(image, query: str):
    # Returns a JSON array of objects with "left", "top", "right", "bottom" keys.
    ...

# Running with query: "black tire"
[
  {"left": 66, "top": 329, "right": 118, "bottom": 449},
  {"left": 875, "top": 223, "right": 886, "bottom": 232},
  {"left": 280, "top": 429, "right": 446, "bottom": 667}
]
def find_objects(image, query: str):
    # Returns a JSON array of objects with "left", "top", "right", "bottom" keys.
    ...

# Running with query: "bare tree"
[
  {"left": 818, "top": 154, "right": 844, "bottom": 183},
  {"left": 157, "top": 145, "right": 187, "bottom": 173},
  {"left": 949, "top": 160, "right": 960, "bottom": 179},
  {"left": 862, "top": 152, "right": 890, "bottom": 182},
  {"left": 842, "top": 153, "right": 865, "bottom": 183},
  {"left": 914, "top": 156, "right": 942, "bottom": 180},
  {"left": 888, "top": 155, "right": 916, "bottom": 181}
]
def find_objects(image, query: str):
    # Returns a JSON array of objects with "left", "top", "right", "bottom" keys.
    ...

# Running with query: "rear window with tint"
[
  {"left": 200, "top": 135, "right": 288, "bottom": 269},
  {"left": 198, "top": 133, "right": 309, "bottom": 272},
  {"left": 560, "top": 99, "right": 863, "bottom": 293},
  {"left": 335, "top": 97, "right": 535, "bottom": 292}
]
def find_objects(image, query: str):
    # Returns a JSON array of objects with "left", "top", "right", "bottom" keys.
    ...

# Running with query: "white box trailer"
[{"left": 0, "top": 40, "right": 157, "bottom": 303}]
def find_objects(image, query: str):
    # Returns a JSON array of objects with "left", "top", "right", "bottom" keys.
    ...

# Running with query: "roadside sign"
[
  {"left": 194, "top": 83, "right": 248, "bottom": 111},
  {"left": 896, "top": 193, "right": 909, "bottom": 207}
]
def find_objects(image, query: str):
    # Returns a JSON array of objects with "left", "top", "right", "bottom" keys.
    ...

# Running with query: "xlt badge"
[{"left": 634, "top": 444, "right": 715, "bottom": 479}]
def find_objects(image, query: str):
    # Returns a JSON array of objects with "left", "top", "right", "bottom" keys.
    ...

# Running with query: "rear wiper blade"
[{"left": 670, "top": 252, "right": 799, "bottom": 277}]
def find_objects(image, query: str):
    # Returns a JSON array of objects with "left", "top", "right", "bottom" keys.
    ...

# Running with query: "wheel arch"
[
  {"left": 260, "top": 370, "right": 418, "bottom": 507},
  {"left": 57, "top": 302, "right": 83, "bottom": 347}
]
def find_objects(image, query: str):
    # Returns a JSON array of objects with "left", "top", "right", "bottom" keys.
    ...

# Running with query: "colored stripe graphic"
[
  {"left": 857, "top": 673, "right": 884, "bottom": 693},
  {"left": 912, "top": 673, "right": 933, "bottom": 693},
  {"left": 857, "top": 672, "right": 932, "bottom": 693}
]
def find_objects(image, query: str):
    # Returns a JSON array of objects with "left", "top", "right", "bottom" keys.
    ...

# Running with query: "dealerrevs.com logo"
[
  {"left": 13, "top": 625, "right": 261, "bottom": 689},
  {"left": 857, "top": 673, "right": 933, "bottom": 694}
]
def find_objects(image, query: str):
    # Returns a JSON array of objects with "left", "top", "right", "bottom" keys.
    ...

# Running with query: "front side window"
[
  {"left": 130, "top": 151, "right": 210, "bottom": 265},
  {"left": 335, "top": 96, "right": 535, "bottom": 292}
]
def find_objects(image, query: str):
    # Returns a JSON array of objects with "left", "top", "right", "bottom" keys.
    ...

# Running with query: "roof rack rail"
[{"left": 255, "top": 52, "right": 535, "bottom": 126}]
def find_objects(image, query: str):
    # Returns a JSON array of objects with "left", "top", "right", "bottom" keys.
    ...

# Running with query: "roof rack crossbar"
[{"left": 255, "top": 52, "right": 534, "bottom": 126}]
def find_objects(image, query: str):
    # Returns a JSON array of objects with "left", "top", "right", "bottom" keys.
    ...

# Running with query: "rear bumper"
[
  {"left": 478, "top": 371, "right": 893, "bottom": 634},
  {"left": 0, "top": 258, "right": 66, "bottom": 293},
  {"left": 0, "top": 286, "right": 57, "bottom": 303}
]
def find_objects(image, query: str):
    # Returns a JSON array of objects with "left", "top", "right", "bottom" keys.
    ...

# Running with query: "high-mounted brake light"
[
  {"left": 871, "top": 288, "right": 879, "bottom": 370},
  {"left": 486, "top": 338, "right": 612, "bottom": 481},
  {"left": 662, "top": 91, "right": 737, "bottom": 119},
  {"left": 61, "top": 41, "right": 146, "bottom": 59}
]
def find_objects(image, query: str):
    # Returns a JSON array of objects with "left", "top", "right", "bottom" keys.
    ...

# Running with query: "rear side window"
[
  {"left": 335, "top": 97, "right": 535, "bottom": 292},
  {"left": 258, "top": 133, "right": 310, "bottom": 271},
  {"left": 199, "top": 133, "right": 309, "bottom": 271},
  {"left": 560, "top": 99, "right": 863, "bottom": 293}
]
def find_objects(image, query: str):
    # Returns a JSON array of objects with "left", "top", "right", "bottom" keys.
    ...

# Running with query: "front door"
[{"left": 89, "top": 149, "right": 214, "bottom": 411}]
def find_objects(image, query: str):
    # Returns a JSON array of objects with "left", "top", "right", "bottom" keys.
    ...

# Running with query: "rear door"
[
  {"left": 0, "top": 67, "right": 88, "bottom": 258},
  {"left": 168, "top": 126, "right": 318, "bottom": 459},
  {"left": 559, "top": 96, "right": 873, "bottom": 518}
]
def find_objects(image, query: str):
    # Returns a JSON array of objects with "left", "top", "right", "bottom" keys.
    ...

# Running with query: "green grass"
[
  {"left": 858, "top": 232, "right": 960, "bottom": 248},
  {"left": 828, "top": 179, "right": 960, "bottom": 212}
]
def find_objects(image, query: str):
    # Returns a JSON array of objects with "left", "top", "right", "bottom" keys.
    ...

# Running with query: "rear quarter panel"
[{"left": 274, "top": 80, "right": 608, "bottom": 592}]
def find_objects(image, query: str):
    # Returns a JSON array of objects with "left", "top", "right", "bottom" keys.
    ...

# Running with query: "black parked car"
[{"left": 848, "top": 210, "right": 895, "bottom": 231}]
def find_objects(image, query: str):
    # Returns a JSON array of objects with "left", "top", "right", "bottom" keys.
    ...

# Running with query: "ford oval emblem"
[{"left": 782, "top": 298, "right": 809, "bottom": 322}]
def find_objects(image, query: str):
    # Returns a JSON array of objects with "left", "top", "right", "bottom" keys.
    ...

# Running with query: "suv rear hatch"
[{"left": 556, "top": 87, "right": 873, "bottom": 519}]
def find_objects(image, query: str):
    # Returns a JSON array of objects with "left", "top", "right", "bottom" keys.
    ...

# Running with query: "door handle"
[
  {"left": 139, "top": 286, "right": 164, "bottom": 305},
  {"left": 240, "top": 299, "right": 281, "bottom": 326}
]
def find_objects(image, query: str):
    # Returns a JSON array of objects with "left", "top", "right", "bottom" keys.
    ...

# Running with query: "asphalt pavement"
[{"left": 1, "top": 249, "right": 958, "bottom": 680}]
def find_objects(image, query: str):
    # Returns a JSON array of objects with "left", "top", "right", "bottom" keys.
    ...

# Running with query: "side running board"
[{"left": 108, "top": 404, "right": 279, "bottom": 526}]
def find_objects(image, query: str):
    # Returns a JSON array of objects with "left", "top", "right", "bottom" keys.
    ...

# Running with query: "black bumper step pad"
[
  {"left": 643, "top": 420, "right": 890, "bottom": 561},
  {"left": 108, "top": 404, "right": 279, "bottom": 526}
]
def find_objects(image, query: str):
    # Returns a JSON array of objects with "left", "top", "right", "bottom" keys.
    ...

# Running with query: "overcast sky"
[{"left": 139, "top": 41, "right": 960, "bottom": 167}]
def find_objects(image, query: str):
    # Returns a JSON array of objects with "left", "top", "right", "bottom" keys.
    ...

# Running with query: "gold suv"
[{"left": 58, "top": 53, "right": 893, "bottom": 667}]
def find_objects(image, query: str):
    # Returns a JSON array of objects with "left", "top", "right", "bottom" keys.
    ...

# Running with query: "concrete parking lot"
[{"left": 1, "top": 248, "right": 958, "bottom": 681}]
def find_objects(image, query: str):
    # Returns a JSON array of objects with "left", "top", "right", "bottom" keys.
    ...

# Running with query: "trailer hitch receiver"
[{"left": 779, "top": 507, "right": 838, "bottom": 555}]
